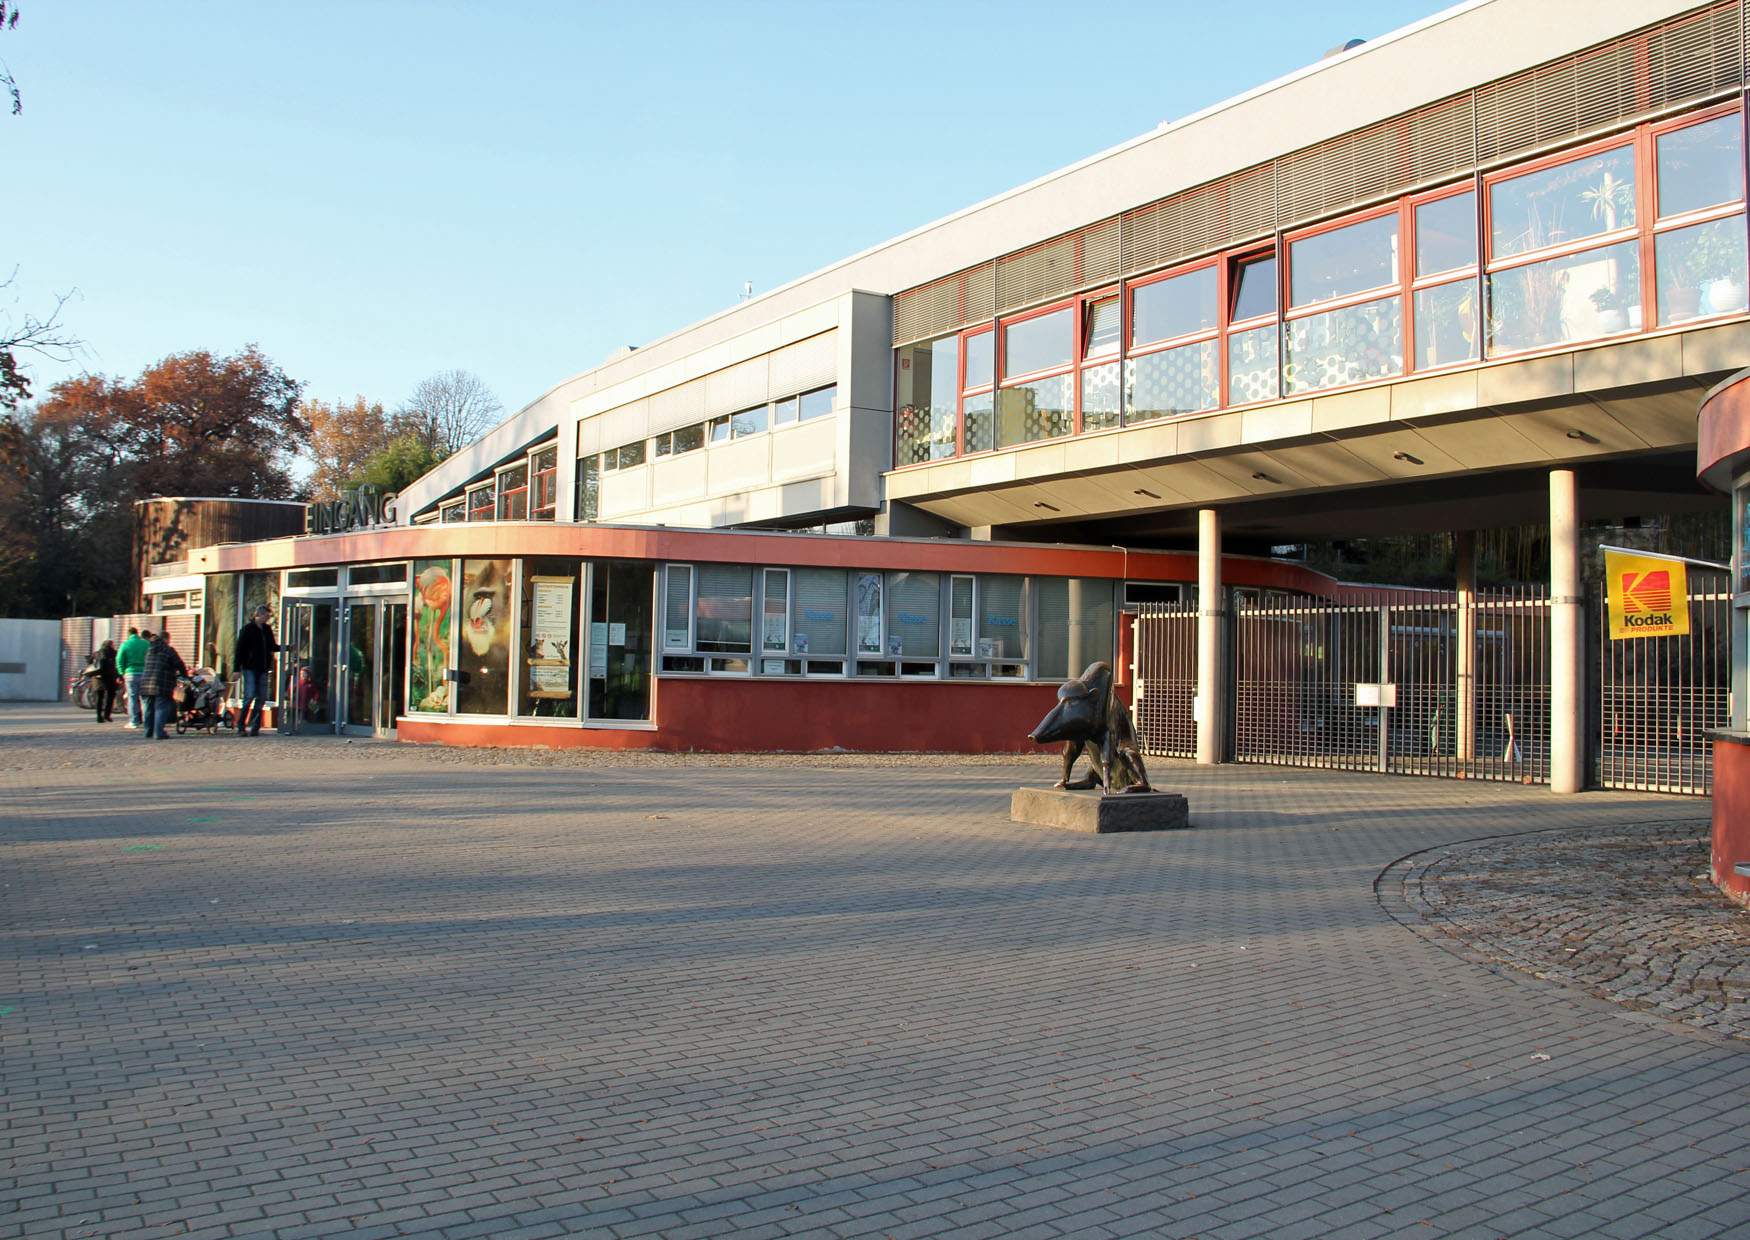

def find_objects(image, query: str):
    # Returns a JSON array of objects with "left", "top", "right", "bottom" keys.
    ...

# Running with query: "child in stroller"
[{"left": 173, "top": 668, "right": 233, "bottom": 735}]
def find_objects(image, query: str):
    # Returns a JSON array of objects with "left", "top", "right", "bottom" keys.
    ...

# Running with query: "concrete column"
[
  {"left": 1454, "top": 530, "right": 1476, "bottom": 765},
  {"left": 1196, "top": 508, "right": 1224, "bottom": 765},
  {"left": 1549, "top": 469, "right": 1584, "bottom": 794}
]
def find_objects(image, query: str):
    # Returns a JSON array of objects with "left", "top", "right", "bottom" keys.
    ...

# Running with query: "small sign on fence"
[{"left": 1604, "top": 549, "right": 1690, "bottom": 640}]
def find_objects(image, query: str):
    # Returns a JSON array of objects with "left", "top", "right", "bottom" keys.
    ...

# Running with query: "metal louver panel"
[
  {"left": 892, "top": 262, "right": 995, "bottom": 347},
  {"left": 1477, "top": 1, "right": 1742, "bottom": 164},
  {"left": 1121, "top": 164, "right": 1277, "bottom": 279},
  {"left": 1277, "top": 95, "right": 1478, "bottom": 226}
]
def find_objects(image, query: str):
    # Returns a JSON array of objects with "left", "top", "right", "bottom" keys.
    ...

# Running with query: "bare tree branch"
[
  {"left": 395, "top": 369, "right": 502, "bottom": 457},
  {"left": 1, "top": 271, "right": 82, "bottom": 410}
]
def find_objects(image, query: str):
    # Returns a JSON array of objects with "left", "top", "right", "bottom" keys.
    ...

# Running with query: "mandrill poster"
[{"left": 459, "top": 558, "right": 512, "bottom": 714}]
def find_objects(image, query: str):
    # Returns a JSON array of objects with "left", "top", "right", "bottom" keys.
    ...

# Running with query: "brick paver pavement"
[{"left": 3, "top": 704, "right": 1746, "bottom": 1239}]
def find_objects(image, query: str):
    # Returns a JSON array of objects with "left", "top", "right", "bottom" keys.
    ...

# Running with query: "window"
[
  {"left": 731, "top": 404, "right": 768, "bottom": 437},
  {"left": 662, "top": 565, "right": 694, "bottom": 650},
  {"left": 457, "top": 558, "right": 512, "bottom": 715},
  {"left": 1034, "top": 578, "right": 1115, "bottom": 681},
  {"left": 659, "top": 422, "right": 706, "bottom": 456},
  {"left": 1128, "top": 264, "right": 1219, "bottom": 422},
  {"left": 773, "top": 395, "right": 799, "bottom": 424},
  {"left": 530, "top": 447, "right": 558, "bottom": 520},
  {"left": 962, "top": 330, "right": 995, "bottom": 453},
  {"left": 949, "top": 575, "right": 975, "bottom": 657},
  {"left": 695, "top": 564, "right": 752, "bottom": 653},
  {"left": 996, "top": 304, "right": 1075, "bottom": 449},
  {"left": 1486, "top": 142, "right": 1640, "bottom": 354},
  {"left": 576, "top": 454, "right": 600, "bottom": 522},
  {"left": 618, "top": 441, "right": 646, "bottom": 469},
  {"left": 1002, "top": 306, "right": 1073, "bottom": 378},
  {"left": 466, "top": 483, "right": 495, "bottom": 522},
  {"left": 798, "top": 385, "right": 836, "bottom": 421},
  {"left": 854, "top": 571, "right": 883, "bottom": 655},
  {"left": 761, "top": 569, "right": 789, "bottom": 652},
  {"left": 1285, "top": 211, "right": 1402, "bottom": 395},
  {"left": 792, "top": 568, "right": 849, "bottom": 657},
  {"left": 1079, "top": 295, "right": 1123, "bottom": 432},
  {"left": 439, "top": 499, "right": 465, "bottom": 524},
  {"left": 896, "top": 335, "right": 959, "bottom": 465},
  {"left": 884, "top": 571, "right": 940, "bottom": 660},
  {"left": 1413, "top": 188, "right": 1480, "bottom": 370},
  {"left": 977, "top": 574, "right": 1026, "bottom": 662},
  {"left": 496, "top": 463, "right": 529, "bottom": 521},
  {"left": 517, "top": 557, "right": 578, "bottom": 717},
  {"left": 1227, "top": 252, "right": 1279, "bottom": 404},
  {"left": 1654, "top": 111, "right": 1747, "bottom": 325},
  {"left": 708, "top": 415, "right": 731, "bottom": 444}
]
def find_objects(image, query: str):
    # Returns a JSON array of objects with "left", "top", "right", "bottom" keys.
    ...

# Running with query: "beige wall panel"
[
  {"left": 1115, "top": 422, "right": 1181, "bottom": 466},
  {"left": 967, "top": 454, "right": 1019, "bottom": 488},
  {"left": 708, "top": 437, "right": 772, "bottom": 494},
  {"left": 1011, "top": 443, "right": 1068, "bottom": 482},
  {"left": 1312, "top": 386, "right": 1392, "bottom": 433},
  {"left": 577, "top": 417, "right": 603, "bottom": 457},
  {"left": 1589, "top": 386, "right": 1712, "bottom": 448},
  {"left": 1508, "top": 400, "right": 1657, "bottom": 458},
  {"left": 1390, "top": 371, "right": 1481, "bottom": 422},
  {"left": 1681, "top": 320, "right": 1750, "bottom": 377},
  {"left": 600, "top": 466, "right": 651, "bottom": 518},
  {"left": 1333, "top": 428, "right": 1467, "bottom": 479},
  {"left": 647, "top": 378, "right": 707, "bottom": 434},
  {"left": 770, "top": 418, "right": 837, "bottom": 482},
  {"left": 1411, "top": 414, "right": 1544, "bottom": 469},
  {"left": 1197, "top": 451, "right": 1314, "bottom": 496},
  {"left": 1061, "top": 434, "right": 1123, "bottom": 473},
  {"left": 1259, "top": 441, "right": 1387, "bottom": 488},
  {"left": 597, "top": 402, "right": 648, "bottom": 453},
  {"left": 1177, "top": 412, "right": 1244, "bottom": 455},
  {"left": 1573, "top": 335, "right": 1683, "bottom": 393},
  {"left": 650, "top": 452, "right": 709, "bottom": 506},
  {"left": 1240, "top": 400, "right": 1313, "bottom": 445},
  {"left": 1132, "top": 460, "right": 1239, "bottom": 505},
  {"left": 1477, "top": 355, "right": 1574, "bottom": 407}
]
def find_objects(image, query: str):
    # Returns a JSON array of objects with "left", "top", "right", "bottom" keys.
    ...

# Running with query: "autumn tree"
[
  {"left": 398, "top": 369, "right": 502, "bottom": 456},
  {"left": 304, "top": 395, "right": 394, "bottom": 500},
  {"left": 351, "top": 432, "right": 445, "bottom": 494}
]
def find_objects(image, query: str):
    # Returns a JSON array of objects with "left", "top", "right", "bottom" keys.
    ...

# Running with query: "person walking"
[
  {"left": 233, "top": 605, "right": 280, "bottom": 737},
  {"left": 116, "top": 626, "right": 149, "bottom": 728},
  {"left": 138, "top": 630, "right": 187, "bottom": 740},
  {"left": 92, "top": 639, "right": 121, "bottom": 723}
]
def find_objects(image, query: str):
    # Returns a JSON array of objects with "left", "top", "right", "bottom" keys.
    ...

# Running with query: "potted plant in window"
[
  {"left": 1579, "top": 170, "right": 1633, "bottom": 235},
  {"left": 1589, "top": 284, "right": 1630, "bottom": 333}
]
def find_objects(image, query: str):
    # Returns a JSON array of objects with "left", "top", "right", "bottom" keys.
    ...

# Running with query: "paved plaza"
[{"left": 3, "top": 704, "right": 1747, "bottom": 1240}]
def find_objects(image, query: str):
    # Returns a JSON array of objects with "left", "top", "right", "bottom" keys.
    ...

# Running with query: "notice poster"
[
  {"left": 855, "top": 572, "right": 883, "bottom": 654},
  {"left": 608, "top": 622, "right": 626, "bottom": 645},
  {"left": 526, "top": 576, "right": 574, "bottom": 696},
  {"left": 950, "top": 618, "right": 973, "bottom": 656},
  {"left": 589, "top": 621, "right": 610, "bottom": 678}
]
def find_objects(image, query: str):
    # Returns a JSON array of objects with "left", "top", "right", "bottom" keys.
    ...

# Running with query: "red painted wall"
[
  {"left": 398, "top": 675, "right": 1063, "bottom": 754},
  {"left": 1711, "top": 737, "right": 1750, "bottom": 906}
]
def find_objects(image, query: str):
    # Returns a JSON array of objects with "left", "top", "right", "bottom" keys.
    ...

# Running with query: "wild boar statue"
[{"left": 1028, "top": 661, "right": 1152, "bottom": 794}]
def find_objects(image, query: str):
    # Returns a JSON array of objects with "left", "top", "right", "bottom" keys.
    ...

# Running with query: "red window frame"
[
  {"left": 495, "top": 463, "right": 529, "bottom": 521},
  {"left": 994, "top": 297, "right": 1079, "bottom": 450},
  {"left": 1648, "top": 101, "right": 1747, "bottom": 329},
  {"left": 1125, "top": 257, "right": 1221, "bottom": 424},
  {"left": 1077, "top": 287, "right": 1122, "bottom": 434},
  {"left": 1222, "top": 245, "right": 1280, "bottom": 408},
  {"left": 957, "top": 324, "right": 994, "bottom": 456},
  {"left": 1482, "top": 129, "right": 1645, "bottom": 358},
  {"left": 1280, "top": 201, "right": 1407, "bottom": 396},
  {"left": 466, "top": 482, "right": 495, "bottom": 522},
  {"left": 529, "top": 446, "right": 558, "bottom": 520},
  {"left": 1405, "top": 181, "right": 1482, "bottom": 375}
]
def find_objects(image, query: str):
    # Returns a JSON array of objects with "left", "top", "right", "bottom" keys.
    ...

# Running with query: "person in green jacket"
[{"left": 115, "top": 627, "right": 150, "bottom": 729}]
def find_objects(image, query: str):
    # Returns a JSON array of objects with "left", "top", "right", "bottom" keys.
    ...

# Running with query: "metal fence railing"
[{"left": 1132, "top": 604, "right": 1197, "bottom": 759}]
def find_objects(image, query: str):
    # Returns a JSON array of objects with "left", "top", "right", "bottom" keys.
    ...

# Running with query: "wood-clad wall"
[{"left": 134, "top": 499, "right": 307, "bottom": 608}]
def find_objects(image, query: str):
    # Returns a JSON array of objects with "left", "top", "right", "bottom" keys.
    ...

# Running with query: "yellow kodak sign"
[{"left": 1604, "top": 550, "right": 1689, "bottom": 640}]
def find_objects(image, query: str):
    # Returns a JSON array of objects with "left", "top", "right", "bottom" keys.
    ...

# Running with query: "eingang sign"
[
  {"left": 1605, "top": 549, "right": 1690, "bottom": 640},
  {"left": 306, "top": 486, "right": 397, "bottom": 536}
]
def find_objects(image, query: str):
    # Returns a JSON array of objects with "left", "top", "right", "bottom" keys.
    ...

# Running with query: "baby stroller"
[{"left": 173, "top": 670, "right": 233, "bottom": 735}]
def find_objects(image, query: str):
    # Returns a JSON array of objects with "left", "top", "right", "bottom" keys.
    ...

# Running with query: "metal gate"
[
  {"left": 1135, "top": 589, "right": 1553, "bottom": 783},
  {"left": 1133, "top": 603, "right": 1197, "bottom": 759},
  {"left": 1597, "top": 573, "right": 1733, "bottom": 795}
]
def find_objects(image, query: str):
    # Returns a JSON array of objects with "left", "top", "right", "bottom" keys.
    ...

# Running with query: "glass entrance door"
[
  {"left": 342, "top": 601, "right": 378, "bottom": 736},
  {"left": 280, "top": 599, "right": 336, "bottom": 733},
  {"left": 380, "top": 602, "right": 407, "bottom": 736},
  {"left": 588, "top": 562, "right": 654, "bottom": 721}
]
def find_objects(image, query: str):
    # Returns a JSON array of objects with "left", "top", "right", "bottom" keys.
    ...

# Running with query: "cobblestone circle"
[{"left": 1382, "top": 823, "right": 1749, "bottom": 1041}]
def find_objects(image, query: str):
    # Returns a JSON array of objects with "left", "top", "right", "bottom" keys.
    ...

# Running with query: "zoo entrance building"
[{"left": 132, "top": 0, "right": 1750, "bottom": 846}]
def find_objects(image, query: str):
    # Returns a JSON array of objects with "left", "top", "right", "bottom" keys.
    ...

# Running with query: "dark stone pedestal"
[{"left": 1009, "top": 787, "right": 1191, "bottom": 833}]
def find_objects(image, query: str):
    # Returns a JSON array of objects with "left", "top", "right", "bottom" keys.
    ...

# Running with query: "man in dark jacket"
[
  {"left": 92, "top": 640, "right": 120, "bottom": 723},
  {"left": 138, "top": 631, "right": 188, "bottom": 740},
  {"left": 234, "top": 606, "right": 280, "bottom": 737}
]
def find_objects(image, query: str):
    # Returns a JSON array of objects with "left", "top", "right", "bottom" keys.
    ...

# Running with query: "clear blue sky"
[{"left": 6, "top": 0, "right": 1454, "bottom": 419}]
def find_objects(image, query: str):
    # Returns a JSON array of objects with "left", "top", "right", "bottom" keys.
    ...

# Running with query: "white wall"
[{"left": 0, "top": 619, "right": 62, "bottom": 702}]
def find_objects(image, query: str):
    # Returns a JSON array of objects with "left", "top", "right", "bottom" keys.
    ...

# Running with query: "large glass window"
[
  {"left": 896, "top": 335, "right": 958, "bottom": 466},
  {"left": 1416, "top": 191, "right": 1478, "bottom": 277},
  {"left": 695, "top": 564, "right": 753, "bottom": 653},
  {"left": 1230, "top": 254, "right": 1278, "bottom": 322},
  {"left": 773, "top": 395, "right": 799, "bottom": 424},
  {"left": 1413, "top": 281, "right": 1479, "bottom": 370},
  {"left": 466, "top": 483, "right": 495, "bottom": 522},
  {"left": 1490, "top": 145, "right": 1636, "bottom": 258},
  {"left": 762, "top": 569, "right": 789, "bottom": 652},
  {"left": 977, "top": 574, "right": 1026, "bottom": 662},
  {"left": 1655, "top": 113, "right": 1747, "bottom": 326},
  {"left": 791, "top": 568, "right": 848, "bottom": 656},
  {"left": 799, "top": 385, "right": 836, "bottom": 421},
  {"left": 1488, "top": 239, "right": 1641, "bottom": 354},
  {"left": 457, "top": 558, "right": 512, "bottom": 715},
  {"left": 410, "top": 559, "right": 452, "bottom": 714},
  {"left": 854, "top": 572, "right": 884, "bottom": 655},
  {"left": 1081, "top": 362, "right": 1121, "bottom": 432},
  {"left": 1286, "top": 296, "right": 1403, "bottom": 394},
  {"left": 1227, "top": 325, "right": 1279, "bottom": 404},
  {"left": 1127, "top": 341, "right": 1219, "bottom": 421},
  {"left": 589, "top": 561, "right": 652, "bottom": 721},
  {"left": 518, "top": 557, "right": 579, "bottom": 717},
  {"left": 995, "top": 374, "right": 1073, "bottom": 449},
  {"left": 1133, "top": 266, "right": 1217, "bottom": 346},
  {"left": 731, "top": 405, "right": 768, "bottom": 437},
  {"left": 1003, "top": 307, "right": 1074, "bottom": 378},
  {"left": 962, "top": 392, "right": 995, "bottom": 455},
  {"left": 963, "top": 331, "right": 994, "bottom": 390},
  {"left": 1290, "top": 213, "right": 1398, "bottom": 305}
]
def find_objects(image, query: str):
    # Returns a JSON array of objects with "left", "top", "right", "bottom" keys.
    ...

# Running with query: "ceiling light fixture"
[
  {"left": 1133, "top": 488, "right": 1162, "bottom": 500},
  {"left": 1566, "top": 429, "right": 1599, "bottom": 444},
  {"left": 1250, "top": 471, "right": 1279, "bottom": 484},
  {"left": 1033, "top": 501, "right": 1061, "bottom": 512},
  {"left": 1392, "top": 451, "right": 1424, "bottom": 465}
]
